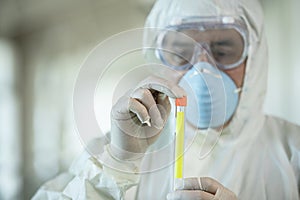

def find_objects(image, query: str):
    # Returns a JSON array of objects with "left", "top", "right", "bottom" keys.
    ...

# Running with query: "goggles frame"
[{"left": 155, "top": 16, "right": 249, "bottom": 70}]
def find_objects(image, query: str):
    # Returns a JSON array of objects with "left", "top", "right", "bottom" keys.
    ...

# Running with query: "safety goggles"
[{"left": 155, "top": 16, "right": 249, "bottom": 70}]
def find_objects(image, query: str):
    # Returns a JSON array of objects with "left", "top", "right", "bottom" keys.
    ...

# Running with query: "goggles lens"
[{"left": 156, "top": 19, "right": 248, "bottom": 70}]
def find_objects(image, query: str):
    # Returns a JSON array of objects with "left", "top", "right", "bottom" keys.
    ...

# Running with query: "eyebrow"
[{"left": 213, "top": 39, "right": 235, "bottom": 46}]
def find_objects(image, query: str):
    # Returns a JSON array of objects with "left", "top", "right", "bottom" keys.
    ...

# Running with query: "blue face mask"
[{"left": 178, "top": 62, "right": 240, "bottom": 129}]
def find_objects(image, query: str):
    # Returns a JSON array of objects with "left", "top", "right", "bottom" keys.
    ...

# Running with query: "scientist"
[{"left": 33, "top": 0, "right": 300, "bottom": 199}]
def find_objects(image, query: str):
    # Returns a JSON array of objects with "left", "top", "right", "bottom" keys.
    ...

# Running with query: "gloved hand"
[
  {"left": 167, "top": 177, "right": 238, "bottom": 200},
  {"left": 110, "top": 76, "right": 186, "bottom": 160}
]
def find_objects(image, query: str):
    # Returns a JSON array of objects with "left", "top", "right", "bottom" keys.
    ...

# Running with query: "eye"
[
  {"left": 212, "top": 50, "right": 231, "bottom": 62},
  {"left": 214, "top": 51, "right": 227, "bottom": 57},
  {"left": 161, "top": 50, "right": 189, "bottom": 67},
  {"left": 210, "top": 42, "right": 235, "bottom": 62},
  {"left": 171, "top": 53, "right": 189, "bottom": 65}
]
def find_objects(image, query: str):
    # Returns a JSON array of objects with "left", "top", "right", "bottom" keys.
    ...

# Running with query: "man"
[{"left": 33, "top": 0, "right": 300, "bottom": 199}]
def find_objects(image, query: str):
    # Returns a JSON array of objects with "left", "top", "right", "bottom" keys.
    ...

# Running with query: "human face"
[{"left": 157, "top": 27, "right": 247, "bottom": 90}]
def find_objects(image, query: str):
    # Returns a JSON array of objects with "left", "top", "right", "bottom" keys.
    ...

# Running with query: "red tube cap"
[{"left": 175, "top": 96, "right": 187, "bottom": 106}]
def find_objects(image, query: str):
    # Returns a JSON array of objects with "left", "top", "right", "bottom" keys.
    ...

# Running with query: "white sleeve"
[{"left": 32, "top": 139, "right": 142, "bottom": 200}]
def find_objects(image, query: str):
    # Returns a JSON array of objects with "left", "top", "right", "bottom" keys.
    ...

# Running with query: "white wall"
[{"left": 262, "top": 0, "right": 300, "bottom": 125}]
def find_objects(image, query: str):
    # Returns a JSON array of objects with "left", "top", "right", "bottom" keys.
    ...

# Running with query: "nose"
[
  {"left": 192, "top": 43, "right": 213, "bottom": 64},
  {"left": 197, "top": 52, "right": 210, "bottom": 63}
]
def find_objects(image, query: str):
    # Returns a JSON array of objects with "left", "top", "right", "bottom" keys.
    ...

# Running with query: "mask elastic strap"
[{"left": 234, "top": 87, "right": 242, "bottom": 93}]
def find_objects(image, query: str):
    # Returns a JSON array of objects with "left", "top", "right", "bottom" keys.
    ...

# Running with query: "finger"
[
  {"left": 156, "top": 93, "right": 171, "bottom": 122},
  {"left": 200, "top": 177, "right": 223, "bottom": 194},
  {"left": 111, "top": 95, "right": 134, "bottom": 120},
  {"left": 167, "top": 190, "right": 214, "bottom": 200},
  {"left": 174, "top": 178, "right": 202, "bottom": 190},
  {"left": 128, "top": 98, "right": 150, "bottom": 125},
  {"left": 175, "top": 177, "right": 221, "bottom": 195},
  {"left": 131, "top": 88, "right": 163, "bottom": 129},
  {"left": 139, "top": 76, "right": 186, "bottom": 99}
]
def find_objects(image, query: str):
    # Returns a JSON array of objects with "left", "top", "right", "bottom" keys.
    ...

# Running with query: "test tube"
[{"left": 174, "top": 96, "right": 187, "bottom": 189}]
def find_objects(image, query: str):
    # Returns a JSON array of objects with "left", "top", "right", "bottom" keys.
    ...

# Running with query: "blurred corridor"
[{"left": 0, "top": 0, "right": 299, "bottom": 199}]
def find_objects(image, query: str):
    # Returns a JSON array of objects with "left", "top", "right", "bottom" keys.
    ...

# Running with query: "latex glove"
[
  {"left": 167, "top": 177, "right": 238, "bottom": 200},
  {"left": 110, "top": 76, "right": 186, "bottom": 160}
]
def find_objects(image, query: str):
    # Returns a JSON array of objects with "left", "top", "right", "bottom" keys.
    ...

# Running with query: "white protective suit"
[{"left": 32, "top": 0, "right": 300, "bottom": 199}]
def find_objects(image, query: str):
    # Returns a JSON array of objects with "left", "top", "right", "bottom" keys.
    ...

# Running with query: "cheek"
[{"left": 224, "top": 66, "right": 246, "bottom": 88}]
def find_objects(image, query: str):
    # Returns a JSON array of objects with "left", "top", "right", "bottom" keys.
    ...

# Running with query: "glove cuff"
[{"left": 98, "top": 144, "right": 143, "bottom": 174}]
